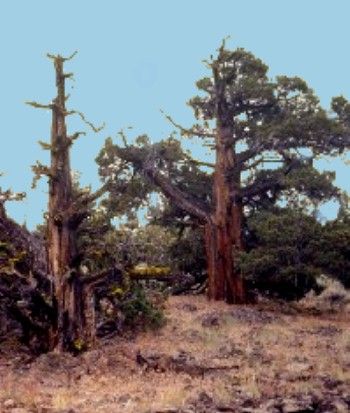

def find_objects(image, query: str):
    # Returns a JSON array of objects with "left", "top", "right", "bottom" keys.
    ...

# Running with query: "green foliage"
[
  {"left": 120, "top": 286, "right": 166, "bottom": 330},
  {"left": 244, "top": 164, "right": 338, "bottom": 212},
  {"left": 314, "top": 217, "right": 350, "bottom": 288},
  {"left": 0, "top": 239, "right": 28, "bottom": 274},
  {"left": 168, "top": 226, "right": 206, "bottom": 279},
  {"left": 96, "top": 43, "right": 344, "bottom": 233},
  {"left": 238, "top": 209, "right": 324, "bottom": 300},
  {"left": 77, "top": 207, "right": 120, "bottom": 273},
  {"left": 96, "top": 135, "right": 211, "bottom": 223},
  {"left": 239, "top": 207, "right": 350, "bottom": 299},
  {"left": 78, "top": 213, "right": 178, "bottom": 275},
  {"left": 332, "top": 96, "right": 350, "bottom": 125},
  {"left": 125, "top": 224, "right": 177, "bottom": 267},
  {"left": 95, "top": 136, "right": 155, "bottom": 219}
]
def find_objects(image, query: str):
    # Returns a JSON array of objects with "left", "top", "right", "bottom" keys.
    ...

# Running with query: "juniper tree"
[
  {"left": 27, "top": 52, "right": 108, "bottom": 352},
  {"left": 97, "top": 41, "right": 348, "bottom": 304}
]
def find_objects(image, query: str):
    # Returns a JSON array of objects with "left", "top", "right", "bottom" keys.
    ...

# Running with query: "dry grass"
[
  {"left": 298, "top": 278, "right": 350, "bottom": 314},
  {"left": 1, "top": 295, "right": 349, "bottom": 412}
]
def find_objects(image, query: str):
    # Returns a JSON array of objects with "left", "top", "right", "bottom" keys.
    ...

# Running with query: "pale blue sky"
[{"left": 0, "top": 0, "right": 349, "bottom": 229}]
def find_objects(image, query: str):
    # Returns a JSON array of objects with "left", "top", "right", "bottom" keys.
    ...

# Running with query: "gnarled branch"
[{"left": 141, "top": 164, "right": 210, "bottom": 222}]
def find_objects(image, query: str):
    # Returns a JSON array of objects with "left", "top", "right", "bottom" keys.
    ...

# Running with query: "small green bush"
[{"left": 120, "top": 286, "right": 166, "bottom": 330}]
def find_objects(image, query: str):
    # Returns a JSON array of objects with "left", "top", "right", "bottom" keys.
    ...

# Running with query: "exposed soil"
[{"left": 1, "top": 295, "right": 349, "bottom": 413}]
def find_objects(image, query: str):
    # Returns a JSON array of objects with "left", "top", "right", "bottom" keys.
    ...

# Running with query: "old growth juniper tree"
[
  {"left": 97, "top": 41, "right": 347, "bottom": 304},
  {"left": 27, "top": 52, "right": 106, "bottom": 352}
]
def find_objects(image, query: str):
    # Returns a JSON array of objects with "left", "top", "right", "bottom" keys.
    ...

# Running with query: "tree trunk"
[
  {"left": 230, "top": 198, "right": 245, "bottom": 303},
  {"left": 47, "top": 56, "right": 95, "bottom": 351},
  {"left": 204, "top": 215, "right": 245, "bottom": 303},
  {"left": 206, "top": 123, "right": 246, "bottom": 304}
]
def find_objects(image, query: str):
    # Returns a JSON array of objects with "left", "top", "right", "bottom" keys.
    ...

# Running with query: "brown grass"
[{"left": 1, "top": 295, "right": 349, "bottom": 412}]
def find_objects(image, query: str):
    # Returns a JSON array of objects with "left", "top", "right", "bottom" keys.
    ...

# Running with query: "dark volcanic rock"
[
  {"left": 201, "top": 312, "right": 221, "bottom": 327},
  {"left": 230, "top": 307, "right": 277, "bottom": 324}
]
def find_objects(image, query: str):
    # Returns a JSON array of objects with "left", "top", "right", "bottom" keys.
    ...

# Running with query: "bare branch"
[
  {"left": 26, "top": 101, "right": 54, "bottom": 110},
  {"left": 161, "top": 110, "right": 215, "bottom": 138},
  {"left": 65, "top": 109, "right": 105, "bottom": 132},
  {"left": 47, "top": 51, "right": 78, "bottom": 62},
  {"left": 63, "top": 72, "right": 74, "bottom": 80},
  {"left": 84, "top": 181, "right": 111, "bottom": 204},
  {"left": 243, "top": 155, "right": 285, "bottom": 171},
  {"left": 118, "top": 129, "right": 130, "bottom": 147},
  {"left": 187, "top": 159, "right": 215, "bottom": 168},
  {"left": 68, "top": 131, "right": 86, "bottom": 145},
  {"left": 38, "top": 140, "right": 52, "bottom": 150},
  {"left": 63, "top": 51, "right": 78, "bottom": 61}
]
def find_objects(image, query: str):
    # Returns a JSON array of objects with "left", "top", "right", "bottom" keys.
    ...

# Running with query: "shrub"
[
  {"left": 119, "top": 285, "right": 166, "bottom": 330},
  {"left": 298, "top": 277, "right": 350, "bottom": 313},
  {"left": 239, "top": 209, "right": 323, "bottom": 300}
]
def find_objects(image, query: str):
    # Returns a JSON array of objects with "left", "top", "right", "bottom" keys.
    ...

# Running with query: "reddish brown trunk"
[
  {"left": 230, "top": 199, "right": 245, "bottom": 303},
  {"left": 205, "top": 123, "right": 246, "bottom": 304},
  {"left": 204, "top": 214, "right": 245, "bottom": 303}
]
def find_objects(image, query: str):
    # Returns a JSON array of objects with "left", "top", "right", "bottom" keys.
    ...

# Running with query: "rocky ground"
[{"left": 0, "top": 295, "right": 349, "bottom": 413}]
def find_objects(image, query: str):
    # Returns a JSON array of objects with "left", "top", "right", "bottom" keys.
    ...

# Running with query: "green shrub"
[
  {"left": 120, "top": 286, "right": 166, "bottom": 330},
  {"left": 239, "top": 209, "right": 323, "bottom": 300}
]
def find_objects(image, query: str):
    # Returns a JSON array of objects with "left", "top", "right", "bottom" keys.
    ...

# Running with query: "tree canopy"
[{"left": 96, "top": 42, "right": 348, "bottom": 303}]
